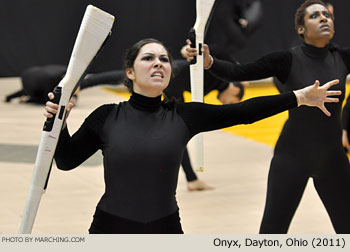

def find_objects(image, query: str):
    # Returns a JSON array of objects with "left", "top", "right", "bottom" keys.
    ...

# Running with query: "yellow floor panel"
[{"left": 105, "top": 82, "right": 350, "bottom": 148}]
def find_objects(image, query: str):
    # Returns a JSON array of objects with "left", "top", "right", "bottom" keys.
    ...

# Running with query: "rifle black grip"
[
  {"left": 43, "top": 86, "right": 62, "bottom": 132},
  {"left": 188, "top": 28, "right": 197, "bottom": 64}
]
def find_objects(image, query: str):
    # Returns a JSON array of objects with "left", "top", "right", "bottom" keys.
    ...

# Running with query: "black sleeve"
[
  {"left": 80, "top": 70, "right": 125, "bottom": 90},
  {"left": 54, "top": 104, "right": 115, "bottom": 170},
  {"left": 338, "top": 47, "right": 350, "bottom": 73},
  {"left": 165, "top": 59, "right": 230, "bottom": 99},
  {"left": 338, "top": 47, "right": 350, "bottom": 130},
  {"left": 342, "top": 96, "right": 350, "bottom": 131},
  {"left": 208, "top": 50, "right": 292, "bottom": 84},
  {"left": 176, "top": 92, "right": 297, "bottom": 137}
]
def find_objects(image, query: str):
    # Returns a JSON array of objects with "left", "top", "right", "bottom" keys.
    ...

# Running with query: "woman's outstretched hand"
[
  {"left": 182, "top": 39, "right": 213, "bottom": 69},
  {"left": 293, "top": 79, "right": 341, "bottom": 116}
]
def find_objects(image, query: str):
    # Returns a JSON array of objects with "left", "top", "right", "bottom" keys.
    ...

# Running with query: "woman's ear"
[
  {"left": 125, "top": 68, "right": 135, "bottom": 81},
  {"left": 297, "top": 25, "right": 305, "bottom": 36}
]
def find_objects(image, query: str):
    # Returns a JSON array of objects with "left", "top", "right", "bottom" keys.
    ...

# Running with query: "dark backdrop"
[{"left": 0, "top": 0, "right": 349, "bottom": 77}]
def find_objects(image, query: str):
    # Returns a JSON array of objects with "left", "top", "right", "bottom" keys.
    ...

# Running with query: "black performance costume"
[
  {"left": 342, "top": 98, "right": 350, "bottom": 145},
  {"left": 209, "top": 42, "right": 350, "bottom": 233},
  {"left": 82, "top": 61, "right": 245, "bottom": 182},
  {"left": 4, "top": 65, "right": 116, "bottom": 104},
  {"left": 54, "top": 91, "right": 297, "bottom": 233}
]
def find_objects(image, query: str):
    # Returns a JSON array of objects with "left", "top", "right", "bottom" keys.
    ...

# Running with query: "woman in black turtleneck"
[
  {"left": 45, "top": 37, "right": 339, "bottom": 234},
  {"left": 186, "top": 0, "right": 350, "bottom": 234}
]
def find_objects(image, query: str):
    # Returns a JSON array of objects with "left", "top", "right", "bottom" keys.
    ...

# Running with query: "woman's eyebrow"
[{"left": 309, "top": 10, "right": 320, "bottom": 16}]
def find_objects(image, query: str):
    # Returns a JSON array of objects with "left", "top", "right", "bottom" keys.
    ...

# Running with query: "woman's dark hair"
[
  {"left": 122, "top": 38, "right": 173, "bottom": 92},
  {"left": 294, "top": 0, "right": 334, "bottom": 39}
]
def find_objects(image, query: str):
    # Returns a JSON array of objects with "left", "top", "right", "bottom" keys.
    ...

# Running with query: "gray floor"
[{"left": 0, "top": 78, "right": 334, "bottom": 234}]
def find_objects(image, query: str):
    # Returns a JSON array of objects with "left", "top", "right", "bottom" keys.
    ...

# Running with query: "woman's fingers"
[
  {"left": 201, "top": 44, "right": 213, "bottom": 69},
  {"left": 202, "top": 43, "right": 209, "bottom": 52},
  {"left": 298, "top": 79, "right": 341, "bottom": 116},
  {"left": 185, "top": 46, "right": 197, "bottom": 62},
  {"left": 186, "top": 47, "right": 197, "bottom": 55},
  {"left": 184, "top": 42, "right": 211, "bottom": 64},
  {"left": 46, "top": 101, "right": 58, "bottom": 110},
  {"left": 44, "top": 92, "right": 75, "bottom": 120},
  {"left": 314, "top": 80, "right": 320, "bottom": 89},
  {"left": 186, "top": 56, "right": 194, "bottom": 62},
  {"left": 48, "top": 92, "right": 54, "bottom": 100},
  {"left": 326, "top": 90, "right": 342, "bottom": 96},
  {"left": 45, "top": 102, "right": 58, "bottom": 114},
  {"left": 44, "top": 107, "right": 57, "bottom": 118},
  {"left": 44, "top": 92, "right": 59, "bottom": 118},
  {"left": 325, "top": 97, "right": 339, "bottom": 103},
  {"left": 323, "top": 79, "right": 340, "bottom": 89},
  {"left": 320, "top": 105, "right": 331, "bottom": 117},
  {"left": 67, "top": 102, "right": 75, "bottom": 112},
  {"left": 43, "top": 111, "right": 53, "bottom": 118},
  {"left": 202, "top": 44, "right": 211, "bottom": 57}
]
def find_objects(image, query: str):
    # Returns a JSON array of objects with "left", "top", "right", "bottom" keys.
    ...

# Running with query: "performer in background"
[
  {"left": 4, "top": 65, "right": 67, "bottom": 104},
  {"left": 165, "top": 0, "right": 263, "bottom": 190},
  {"left": 44, "top": 38, "right": 339, "bottom": 234},
  {"left": 205, "top": 0, "right": 263, "bottom": 62},
  {"left": 185, "top": 0, "right": 350, "bottom": 233}
]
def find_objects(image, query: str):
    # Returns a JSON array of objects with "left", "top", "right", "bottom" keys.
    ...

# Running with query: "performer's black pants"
[{"left": 89, "top": 208, "right": 184, "bottom": 234}]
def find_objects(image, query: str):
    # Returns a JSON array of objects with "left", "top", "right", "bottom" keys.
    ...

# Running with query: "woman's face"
[
  {"left": 298, "top": 4, "right": 334, "bottom": 47},
  {"left": 126, "top": 43, "right": 171, "bottom": 97}
]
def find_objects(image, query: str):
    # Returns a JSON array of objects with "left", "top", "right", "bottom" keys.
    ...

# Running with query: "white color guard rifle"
[
  {"left": 19, "top": 5, "right": 115, "bottom": 234},
  {"left": 188, "top": 0, "right": 216, "bottom": 171}
]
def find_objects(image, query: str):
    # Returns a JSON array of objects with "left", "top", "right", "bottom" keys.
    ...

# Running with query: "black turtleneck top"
[
  {"left": 209, "top": 42, "right": 350, "bottom": 175},
  {"left": 54, "top": 91, "right": 297, "bottom": 222}
]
